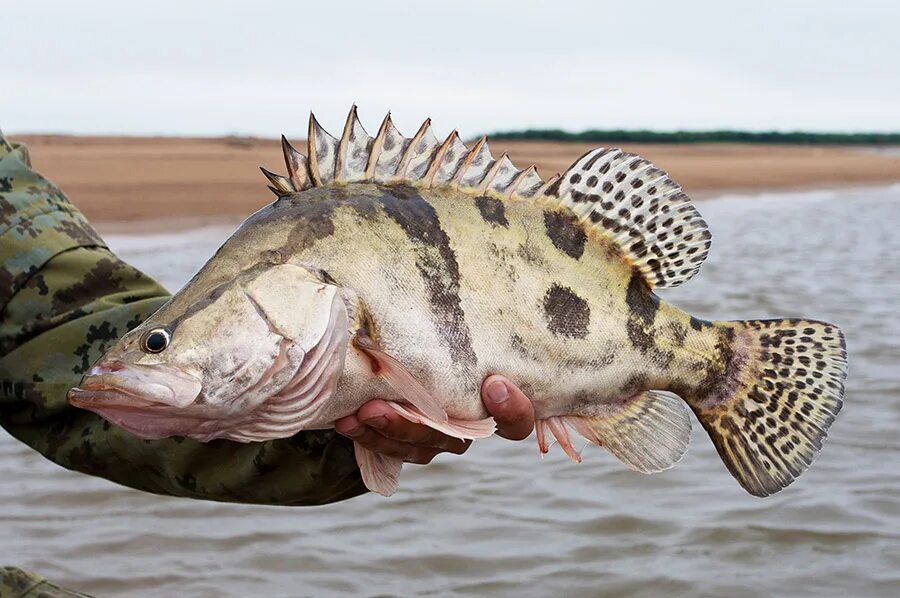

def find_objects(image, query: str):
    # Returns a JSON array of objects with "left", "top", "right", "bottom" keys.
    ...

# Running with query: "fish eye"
[{"left": 142, "top": 328, "right": 171, "bottom": 353}]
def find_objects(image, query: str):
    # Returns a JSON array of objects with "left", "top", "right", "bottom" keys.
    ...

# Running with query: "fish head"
[{"left": 68, "top": 264, "right": 349, "bottom": 441}]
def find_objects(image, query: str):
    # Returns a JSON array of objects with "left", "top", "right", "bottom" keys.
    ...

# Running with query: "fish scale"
[{"left": 68, "top": 106, "right": 847, "bottom": 498}]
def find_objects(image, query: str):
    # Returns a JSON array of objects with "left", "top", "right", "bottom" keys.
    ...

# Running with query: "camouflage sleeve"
[{"left": 0, "top": 131, "right": 367, "bottom": 505}]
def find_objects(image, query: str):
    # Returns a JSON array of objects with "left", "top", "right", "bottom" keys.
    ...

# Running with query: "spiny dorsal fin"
[
  {"left": 264, "top": 107, "right": 532, "bottom": 198},
  {"left": 262, "top": 108, "right": 711, "bottom": 287}
]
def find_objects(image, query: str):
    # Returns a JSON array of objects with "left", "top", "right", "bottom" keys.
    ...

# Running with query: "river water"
[{"left": 2, "top": 185, "right": 899, "bottom": 597}]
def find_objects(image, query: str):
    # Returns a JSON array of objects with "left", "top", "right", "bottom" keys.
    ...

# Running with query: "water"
[{"left": 3, "top": 186, "right": 900, "bottom": 597}]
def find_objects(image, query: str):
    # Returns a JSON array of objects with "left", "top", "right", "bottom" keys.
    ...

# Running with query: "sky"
[{"left": 5, "top": 0, "right": 899, "bottom": 138}]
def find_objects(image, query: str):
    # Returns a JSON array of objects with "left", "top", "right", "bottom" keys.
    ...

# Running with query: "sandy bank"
[{"left": 14, "top": 134, "right": 900, "bottom": 225}]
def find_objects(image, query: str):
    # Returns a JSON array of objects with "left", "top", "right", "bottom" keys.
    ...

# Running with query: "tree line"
[{"left": 489, "top": 129, "right": 900, "bottom": 145}]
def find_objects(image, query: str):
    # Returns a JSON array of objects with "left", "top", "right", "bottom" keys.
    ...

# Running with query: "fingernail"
[
  {"left": 486, "top": 380, "right": 509, "bottom": 404},
  {"left": 365, "top": 416, "right": 388, "bottom": 429},
  {"left": 342, "top": 426, "right": 363, "bottom": 438}
]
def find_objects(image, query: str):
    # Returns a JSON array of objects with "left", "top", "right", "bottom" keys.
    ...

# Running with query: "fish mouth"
[{"left": 68, "top": 361, "right": 204, "bottom": 438}]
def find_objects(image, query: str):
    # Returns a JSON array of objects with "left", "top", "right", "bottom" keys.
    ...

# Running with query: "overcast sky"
[{"left": 5, "top": 0, "right": 898, "bottom": 137}]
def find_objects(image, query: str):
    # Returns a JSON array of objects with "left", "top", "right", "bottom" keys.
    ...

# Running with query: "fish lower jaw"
[
  {"left": 78, "top": 404, "right": 208, "bottom": 440},
  {"left": 68, "top": 386, "right": 168, "bottom": 411}
]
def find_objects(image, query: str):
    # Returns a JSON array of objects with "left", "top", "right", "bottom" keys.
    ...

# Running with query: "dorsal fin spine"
[
  {"left": 506, "top": 165, "right": 538, "bottom": 200},
  {"left": 424, "top": 130, "right": 460, "bottom": 185},
  {"left": 281, "top": 135, "right": 311, "bottom": 191},
  {"left": 335, "top": 104, "right": 359, "bottom": 183},
  {"left": 395, "top": 118, "right": 432, "bottom": 180},
  {"left": 366, "top": 112, "right": 392, "bottom": 179},
  {"left": 477, "top": 153, "right": 510, "bottom": 194},
  {"left": 260, "top": 167, "right": 294, "bottom": 195},
  {"left": 451, "top": 136, "right": 487, "bottom": 188},
  {"left": 307, "top": 113, "right": 324, "bottom": 186}
]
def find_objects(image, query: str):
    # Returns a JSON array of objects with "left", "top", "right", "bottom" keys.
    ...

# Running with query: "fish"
[{"left": 68, "top": 106, "right": 847, "bottom": 497}]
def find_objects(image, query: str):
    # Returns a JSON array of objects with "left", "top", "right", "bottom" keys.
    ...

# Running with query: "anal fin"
[
  {"left": 561, "top": 391, "right": 692, "bottom": 473},
  {"left": 354, "top": 441, "right": 403, "bottom": 497}
]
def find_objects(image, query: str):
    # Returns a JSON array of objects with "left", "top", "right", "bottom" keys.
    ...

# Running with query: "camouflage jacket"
[{"left": 0, "top": 131, "right": 366, "bottom": 505}]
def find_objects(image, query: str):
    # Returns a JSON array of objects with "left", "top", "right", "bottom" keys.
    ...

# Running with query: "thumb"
[{"left": 481, "top": 375, "right": 535, "bottom": 441}]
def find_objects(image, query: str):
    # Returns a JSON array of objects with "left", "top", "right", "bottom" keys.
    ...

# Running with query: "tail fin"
[{"left": 688, "top": 319, "right": 847, "bottom": 497}]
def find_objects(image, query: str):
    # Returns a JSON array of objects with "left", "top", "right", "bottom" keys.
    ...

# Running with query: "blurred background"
[{"left": 2, "top": 1, "right": 899, "bottom": 596}]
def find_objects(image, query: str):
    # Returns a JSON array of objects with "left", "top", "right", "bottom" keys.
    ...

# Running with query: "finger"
[
  {"left": 404, "top": 447, "right": 443, "bottom": 465},
  {"left": 334, "top": 416, "right": 460, "bottom": 463},
  {"left": 335, "top": 423, "right": 415, "bottom": 460},
  {"left": 334, "top": 413, "right": 364, "bottom": 437},
  {"left": 482, "top": 375, "right": 536, "bottom": 441},
  {"left": 356, "top": 400, "right": 471, "bottom": 454}
]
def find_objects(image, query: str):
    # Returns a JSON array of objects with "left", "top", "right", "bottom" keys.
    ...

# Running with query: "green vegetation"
[{"left": 489, "top": 129, "right": 900, "bottom": 145}]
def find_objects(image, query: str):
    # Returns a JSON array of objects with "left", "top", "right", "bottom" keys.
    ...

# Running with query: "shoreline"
[
  {"left": 93, "top": 180, "right": 899, "bottom": 237},
  {"left": 14, "top": 134, "right": 900, "bottom": 228}
]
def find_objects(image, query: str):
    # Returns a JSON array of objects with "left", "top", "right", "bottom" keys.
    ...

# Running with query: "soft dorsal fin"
[
  {"left": 262, "top": 107, "right": 712, "bottom": 288},
  {"left": 545, "top": 148, "right": 711, "bottom": 288}
]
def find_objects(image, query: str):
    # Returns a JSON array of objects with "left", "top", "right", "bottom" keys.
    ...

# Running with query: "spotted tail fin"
[{"left": 687, "top": 319, "right": 847, "bottom": 497}]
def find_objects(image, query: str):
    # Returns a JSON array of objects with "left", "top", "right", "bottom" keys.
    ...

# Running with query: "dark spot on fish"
[
  {"left": 543, "top": 209, "right": 587, "bottom": 260},
  {"left": 474, "top": 196, "right": 509, "bottom": 228},
  {"left": 692, "top": 329, "right": 743, "bottom": 407},
  {"left": 510, "top": 333, "right": 530, "bottom": 358},
  {"left": 284, "top": 197, "right": 338, "bottom": 252},
  {"left": 258, "top": 248, "right": 288, "bottom": 266},
  {"left": 317, "top": 269, "right": 338, "bottom": 285},
  {"left": 378, "top": 185, "right": 477, "bottom": 371},
  {"left": 690, "top": 316, "right": 712, "bottom": 331},
  {"left": 570, "top": 189, "right": 590, "bottom": 203},
  {"left": 582, "top": 148, "right": 612, "bottom": 171},
  {"left": 620, "top": 373, "right": 648, "bottom": 395},
  {"left": 542, "top": 284, "right": 590, "bottom": 339},
  {"left": 625, "top": 269, "right": 659, "bottom": 326},
  {"left": 626, "top": 319, "right": 656, "bottom": 354},
  {"left": 516, "top": 242, "right": 544, "bottom": 267},
  {"left": 543, "top": 176, "right": 562, "bottom": 197},
  {"left": 669, "top": 322, "right": 688, "bottom": 346},
  {"left": 165, "top": 277, "right": 236, "bottom": 334}
]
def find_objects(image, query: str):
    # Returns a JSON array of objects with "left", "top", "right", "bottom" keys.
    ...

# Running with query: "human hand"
[{"left": 334, "top": 375, "right": 534, "bottom": 464}]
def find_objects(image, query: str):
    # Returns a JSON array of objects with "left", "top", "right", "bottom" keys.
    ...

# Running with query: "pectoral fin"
[
  {"left": 352, "top": 334, "right": 449, "bottom": 424},
  {"left": 387, "top": 402, "right": 495, "bottom": 439},
  {"left": 354, "top": 441, "right": 403, "bottom": 497}
]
